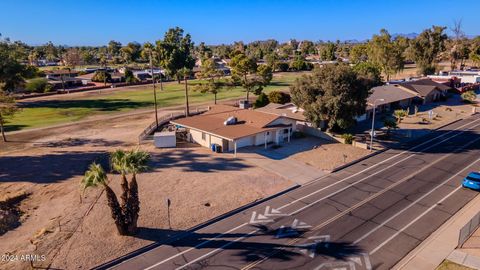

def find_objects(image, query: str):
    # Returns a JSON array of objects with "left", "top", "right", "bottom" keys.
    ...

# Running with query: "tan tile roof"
[{"left": 171, "top": 105, "right": 281, "bottom": 140}]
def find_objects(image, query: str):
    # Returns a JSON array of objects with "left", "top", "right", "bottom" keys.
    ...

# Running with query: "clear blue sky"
[{"left": 1, "top": 0, "right": 479, "bottom": 46}]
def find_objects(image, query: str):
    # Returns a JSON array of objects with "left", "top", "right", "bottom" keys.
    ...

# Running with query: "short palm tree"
[
  {"left": 82, "top": 163, "right": 126, "bottom": 235},
  {"left": 82, "top": 149, "right": 150, "bottom": 235}
]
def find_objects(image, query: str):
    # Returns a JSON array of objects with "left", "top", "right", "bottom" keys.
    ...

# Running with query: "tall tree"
[
  {"left": 367, "top": 29, "right": 405, "bottom": 81},
  {"left": 63, "top": 48, "right": 82, "bottom": 68},
  {"left": 195, "top": 58, "right": 224, "bottom": 104},
  {"left": 0, "top": 91, "right": 19, "bottom": 142},
  {"left": 409, "top": 26, "right": 447, "bottom": 75},
  {"left": 349, "top": 44, "right": 368, "bottom": 64},
  {"left": 156, "top": 27, "right": 195, "bottom": 83},
  {"left": 318, "top": 42, "right": 337, "bottom": 61},
  {"left": 156, "top": 27, "right": 195, "bottom": 116},
  {"left": 0, "top": 37, "right": 32, "bottom": 92},
  {"left": 108, "top": 40, "right": 122, "bottom": 57},
  {"left": 230, "top": 53, "right": 271, "bottom": 101},
  {"left": 470, "top": 37, "right": 480, "bottom": 67},
  {"left": 290, "top": 64, "right": 371, "bottom": 130}
]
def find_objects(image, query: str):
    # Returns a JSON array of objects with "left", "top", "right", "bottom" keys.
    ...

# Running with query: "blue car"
[{"left": 462, "top": 172, "right": 480, "bottom": 190}]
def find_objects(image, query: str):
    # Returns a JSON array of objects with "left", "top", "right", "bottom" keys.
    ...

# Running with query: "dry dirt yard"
[
  {"left": 0, "top": 111, "right": 292, "bottom": 270},
  {"left": 291, "top": 142, "right": 371, "bottom": 171},
  {"left": 397, "top": 96, "right": 477, "bottom": 131}
]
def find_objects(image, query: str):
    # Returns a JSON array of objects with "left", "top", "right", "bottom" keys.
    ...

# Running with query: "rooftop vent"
[{"left": 224, "top": 116, "right": 237, "bottom": 126}]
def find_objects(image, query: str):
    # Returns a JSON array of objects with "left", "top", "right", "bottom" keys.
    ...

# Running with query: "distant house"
[
  {"left": 44, "top": 70, "right": 79, "bottom": 80},
  {"left": 399, "top": 78, "right": 451, "bottom": 104},
  {"left": 47, "top": 77, "right": 83, "bottom": 89},
  {"left": 357, "top": 79, "right": 452, "bottom": 121},
  {"left": 171, "top": 105, "right": 298, "bottom": 154},
  {"left": 194, "top": 57, "right": 231, "bottom": 76}
]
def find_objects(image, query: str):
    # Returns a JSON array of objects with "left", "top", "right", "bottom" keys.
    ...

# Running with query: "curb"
[{"left": 92, "top": 184, "right": 300, "bottom": 270}]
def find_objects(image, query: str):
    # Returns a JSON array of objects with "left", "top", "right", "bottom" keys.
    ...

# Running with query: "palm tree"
[
  {"left": 123, "top": 149, "right": 149, "bottom": 233},
  {"left": 81, "top": 163, "right": 126, "bottom": 235},
  {"left": 82, "top": 149, "right": 150, "bottom": 235}
]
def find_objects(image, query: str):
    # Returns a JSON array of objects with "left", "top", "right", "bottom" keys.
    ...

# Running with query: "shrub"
[
  {"left": 91, "top": 71, "right": 111, "bottom": 83},
  {"left": 124, "top": 69, "right": 138, "bottom": 84},
  {"left": 276, "top": 62, "right": 289, "bottom": 72},
  {"left": 393, "top": 109, "right": 408, "bottom": 123},
  {"left": 25, "top": 78, "right": 49, "bottom": 93},
  {"left": 268, "top": 91, "right": 291, "bottom": 104},
  {"left": 461, "top": 91, "right": 477, "bottom": 103},
  {"left": 383, "top": 118, "right": 398, "bottom": 135},
  {"left": 341, "top": 133, "right": 354, "bottom": 144},
  {"left": 44, "top": 84, "right": 54, "bottom": 93},
  {"left": 254, "top": 92, "right": 270, "bottom": 108}
]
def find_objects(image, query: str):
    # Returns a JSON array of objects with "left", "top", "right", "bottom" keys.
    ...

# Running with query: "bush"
[
  {"left": 461, "top": 91, "right": 477, "bottom": 103},
  {"left": 341, "top": 133, "right": 354, "bottom": 144},
  {"left": 44, "top": 84, "right": 54, "bottom": 93},
  {"left": 25, "top": 78, "right": 49, "bottom": 93},
  {"left": 276, "top": 62, "right": 289, "bottom": 72},
  {"left": 91, "top": 71, "right": 111, "bottom": 83},
  {"left": 254, "top": 92, "right": 270, "bottom": 108},
  {"left": 383, "top": 118, "right": 398, "bottom": 135},
  {"left": 393, "top": 109, "right": 408, "bottom": 123},
  {"left": 268, "top": 91, "right": 291, "bottom": 104}
]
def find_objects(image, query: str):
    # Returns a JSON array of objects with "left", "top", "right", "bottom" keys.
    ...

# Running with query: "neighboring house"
[
  {"left": 47, "top": 77, "right": 83, "bottom": 89},
  {"left": 360, "top": 84, "right": 418, "bottom": 120},
  {"left": 194, "top": 57, "right": 231, "bottom": 76},
  {"left": 133, "top": 71, "right": 151, "bottom": 81},
  {"left": 399, "top": 78, "right": 451, "bottom": 104},
  {"left": 171, "top": 105, "right": 298, "bottom": 154},
  {"left": 44, "top": 70, "right": 79, "bottom": 80},
  {"left": 110, "top": 72, "right": 125, "bottom": 83},
  {"left": 76, "top": 73, "right": 95, "bottom": 84}
]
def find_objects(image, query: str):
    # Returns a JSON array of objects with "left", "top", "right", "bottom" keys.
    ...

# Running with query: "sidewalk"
[{"left": 393, "top": 193, "right": 480, "bottom": 270}]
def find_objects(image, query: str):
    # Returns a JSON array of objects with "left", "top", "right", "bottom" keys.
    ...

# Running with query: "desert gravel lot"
[{"left": 0, "top": 111, "right": 292, "bottom": 270}]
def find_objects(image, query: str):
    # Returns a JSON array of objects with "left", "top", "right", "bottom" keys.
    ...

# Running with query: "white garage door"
[{"left": 236, "top": 136, "right": 254, "bottom": 148}]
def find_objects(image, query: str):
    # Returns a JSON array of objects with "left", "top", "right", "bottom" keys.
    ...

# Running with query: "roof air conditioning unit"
[{"left": 224, "top": 116, "right": 237, "bottom": 126}]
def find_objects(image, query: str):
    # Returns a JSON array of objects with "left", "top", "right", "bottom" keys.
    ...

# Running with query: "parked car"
[{"left": 462, "top": 172, "right": 480, "bottom": 190}]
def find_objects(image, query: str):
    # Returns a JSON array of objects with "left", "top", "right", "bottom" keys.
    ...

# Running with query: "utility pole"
[
  {"left": 184, "top": 71, "right": 190, "bottom": 117},
  {"left": 150, "top": 51, "right": 159, "bottom": 128},
  {"left": 370, "top": 99, "right": 385, "bottom": 151}
]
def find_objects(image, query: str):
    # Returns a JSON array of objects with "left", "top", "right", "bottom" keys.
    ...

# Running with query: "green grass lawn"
[{"left": 5, "top": 72, "right": 306, "bottom": 132}]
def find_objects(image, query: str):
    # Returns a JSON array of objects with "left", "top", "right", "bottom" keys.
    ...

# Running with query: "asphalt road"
[{"left": 108, "top": 114, "right": 480, "bottom": 270}]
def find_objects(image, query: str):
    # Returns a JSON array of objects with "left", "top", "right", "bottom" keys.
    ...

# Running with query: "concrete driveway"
[{"left": 237, "top": 137, "right": 329, "bottom": 184}]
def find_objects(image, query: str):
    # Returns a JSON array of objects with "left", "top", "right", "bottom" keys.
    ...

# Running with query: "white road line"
[
  {"left": 142, "top": 223, "right": 248, "bottom": 270},
  {"left": 354, "top": 156, "right": 480, "bottom": 245},
  {"left": 174, "top": 230, "right": 260, "bottom": 270},
  {"left": 287, "top": 121, "right": 480, "bottom": 215},
  {"left": 369, "top": 185, "right": 464, "bottom": 255},
  {"left": 276, "top": 118, "right": 480, "bottom": 213},
  {"left": 137, "top": 117, "right": 480, "bottom": 270}
]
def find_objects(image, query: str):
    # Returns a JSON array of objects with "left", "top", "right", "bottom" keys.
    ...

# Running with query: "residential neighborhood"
[{"left": 1, "top": 1, "right": 480, "bottom": 270}]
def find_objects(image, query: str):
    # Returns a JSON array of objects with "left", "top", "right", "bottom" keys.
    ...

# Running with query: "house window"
[{"left": 202, "top": 132, "right": 206, "bottom": 140}]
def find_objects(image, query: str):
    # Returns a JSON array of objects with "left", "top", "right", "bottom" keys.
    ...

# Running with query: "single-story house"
[
  {"left": 170, "top": 105, "right": 298, "bottom": 154},
  {"left": 360, "top": 84, "right": 419, "bottom": 120},
  {"left": 398, "top": 79, "right": 451, "bottom": 104},
  {"left": 45, "top": 70, "right": 79, "bottom": 80},
  {"left": 47, "top": 76, "right": 83, "bottom": 89},
  {"left": 255, "top": 103, "right": 306, "bottom": 122}
]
